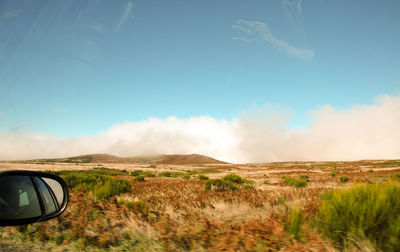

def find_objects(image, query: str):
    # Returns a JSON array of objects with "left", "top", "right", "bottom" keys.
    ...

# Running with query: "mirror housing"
[{"left": 0, "top": 170, "right": 69, "bottom": 226}]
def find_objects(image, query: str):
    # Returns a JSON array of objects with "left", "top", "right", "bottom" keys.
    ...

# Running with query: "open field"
[
  {"left": 2, "top": 158, "right": 400, "bottom": 186},
  {"left": 1, "top": 158, "right": 400, "bottom": 251}
]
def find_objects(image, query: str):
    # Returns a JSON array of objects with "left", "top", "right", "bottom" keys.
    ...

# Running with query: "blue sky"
[{"left": 1, "top": 0, "right": 399, "bottom": 139}]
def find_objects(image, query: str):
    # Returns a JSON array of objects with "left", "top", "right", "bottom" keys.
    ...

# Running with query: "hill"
[
  {"left": 25, "top": 153, "right": 227, "bottom": 165},
  {"left": 152, "top": 154, "right": 228, "bottom": 165}
]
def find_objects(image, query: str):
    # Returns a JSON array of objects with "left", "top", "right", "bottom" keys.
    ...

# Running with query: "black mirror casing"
[{"left": 0, "top": 170, "right": 69, "bottom": 226}]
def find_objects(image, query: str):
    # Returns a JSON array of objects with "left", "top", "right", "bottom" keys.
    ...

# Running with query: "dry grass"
[{"left": 1, "top": 159, "right": 399, "bottom": 251}]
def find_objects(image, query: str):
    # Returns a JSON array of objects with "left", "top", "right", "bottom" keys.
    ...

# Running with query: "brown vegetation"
[{"left": 0, "top": 159, "right": 399, "bottom": 251}]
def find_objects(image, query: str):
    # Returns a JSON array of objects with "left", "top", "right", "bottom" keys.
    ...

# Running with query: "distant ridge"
[
  {"left": 25, "top": 153, "right": 228, "bottom": 165},
  {"left": 153, "top": 154, "right": 228, "bottom": 165}
]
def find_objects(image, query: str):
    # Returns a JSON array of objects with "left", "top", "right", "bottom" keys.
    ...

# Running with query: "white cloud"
[
  {"left": 1, "top": 94, "right": 399, "bottom": 163},
  {"left": 114, "top": 1, "right": 133, "bottom": 33},
  {"left": 232, "top": 37, "right": 251, "bottom": 43},
  {"left": 231, "top": 25, "right": 253, "bottom": 35},
  {"left": 232, "top": 19, "right": 314, "bottom": 60}
]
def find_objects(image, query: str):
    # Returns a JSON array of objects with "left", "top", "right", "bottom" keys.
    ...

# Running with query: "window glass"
[
  {"left": 0, "top": 176, "right": 41, "bottom": 220},
  {"left": 19, "top": 191, "right": 29, "bottom": 206}
]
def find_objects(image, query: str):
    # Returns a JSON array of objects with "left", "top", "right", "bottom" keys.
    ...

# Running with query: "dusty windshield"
[{"left": 1, "top": 0, "right": 399, "bottom": 251}]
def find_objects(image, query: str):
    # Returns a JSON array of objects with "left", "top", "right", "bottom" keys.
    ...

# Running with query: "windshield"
[{"left": 1, "top": 1, "right": 400, "bottom": 251}]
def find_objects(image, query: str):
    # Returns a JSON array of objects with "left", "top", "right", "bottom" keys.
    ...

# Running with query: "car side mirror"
[{"left": 0, "top": 170, "right": 69, "bottom": 226}]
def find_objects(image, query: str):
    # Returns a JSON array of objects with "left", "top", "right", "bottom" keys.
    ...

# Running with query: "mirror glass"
[
  {"left": 0, "top": 176, "right": 42, "bottom": 220},
  {"left": 34, "top": 177, "right": 58, "bottom": 214},
  {"left": 42, "top": 177, "right": 64, "bottom": 207}
]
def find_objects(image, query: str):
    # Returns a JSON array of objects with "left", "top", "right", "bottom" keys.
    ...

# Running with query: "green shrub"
[
  {"left": 331, "top": 170, "right": 340, "bottom": 177},
  {"left": 131, "top": 170, "right": 144, "bottom": 176},
  {"left": 294, "top": 179, "right": 307, "bottom": 188},
  {"left": 222, "top": 174, "right": 246, "bottom": 184},
  {"left": 368, "top": 169, "right": 374, "bottom": 173},
  {"left": 135, "top": 175, "right": 145, "bottom": 182},
  {"left": 299, "top": 174, "right": 309, "bottom": 181},
  {"left": 204, "top": 179, "right": 238, "bottom": 192},
  {"left": 131, "top": 170, "right": 155, "bottom": 177},
  {"left": 204, "top": 174, "right": 253, "bottom": 191},
  {"left": 55, "top": 167, "right": 129, "bottom": 177},
  {"left": 316, "top": 181, "right": 400, "bottom": 251},
  {"left": 283, "top": 177, "right": 308, "bottom": 188},
  {"left": 158, "top": 171, "right": 184, "bottom": 178},
  {"left": 172, "top": 172, "right": 184, "bottom": 178},
  {"left": 244, "top": 184, "right": 255, "bottom": 190},
  {"left": 182, "top": 174, "right": 191, "bottom": 179},
  {"left": 144, "top": 172, "right": 156, "bottom": 177},
  {"left": 285, "top": 206, "right": 304, "bottom": 240},
  {"left": 93, "top": 179, "right": 131, "bottom": 201},
  {"left": 158, "top": 171, "right": 172, "bottom": 177},
  {"left": 222, "top": 174, "right": 252, "bottom": 184},
  {"left": 197, "top": 175, "right": 209, "bottom": 180},
  {"left": 60, "top": 172, "right": 131, "bottom": 201},
  {"left": 93, "top": 178, "right": 130, "bottom": 201},
  {"left": 391, "top": 173, "right": 400, "bottom": 179},
  {"left": 263, "top": 180, "right": 271, "bottom": 185},
  {"left": 339, "top": 175, "right": 349, "bottom": 182}
]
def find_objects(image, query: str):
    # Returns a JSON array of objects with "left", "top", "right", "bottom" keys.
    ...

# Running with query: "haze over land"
[
  {"left": 16, "top": 154, "right": 228, "bottom": 165},
  {"left": 1, "top": 93, "right": 399, "bottom": 163}
]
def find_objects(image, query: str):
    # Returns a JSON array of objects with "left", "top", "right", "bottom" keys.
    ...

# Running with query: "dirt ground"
[{"left": 1, "top": 159, "right": 399, "bottom": 187}]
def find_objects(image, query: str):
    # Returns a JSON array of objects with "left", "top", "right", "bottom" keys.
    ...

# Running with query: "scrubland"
[{"left": 1, "top": 159, "right": 400, "bottom": 251}]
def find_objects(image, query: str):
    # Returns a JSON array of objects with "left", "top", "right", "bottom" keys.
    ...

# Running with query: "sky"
[{"left": 0, "top": 0, "right": 399, "bottom": 162}]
